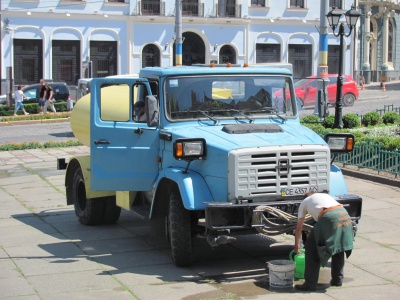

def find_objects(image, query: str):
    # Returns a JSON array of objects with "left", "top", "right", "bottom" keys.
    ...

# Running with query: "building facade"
[
  {"left": 358, "top": 0, "right": 400, "bottom": 83},
  {"left": 1, "top": 0, "right": 359, "bottom": 93}
]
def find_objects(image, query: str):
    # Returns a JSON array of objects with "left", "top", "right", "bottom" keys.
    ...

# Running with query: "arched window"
[
  {"left": 173, "top": 32, "right": 205, "bottom": 66},
  {"left": 219, "top": 45, "right": 236, "bottom": 64},
  {"left": 142, "top": 44, "right": 160, "bottom": 67}
]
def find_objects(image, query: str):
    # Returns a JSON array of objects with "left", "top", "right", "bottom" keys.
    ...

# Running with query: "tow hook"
[{"left": 206, "top": 230, "right": 237, "bottom": 247}]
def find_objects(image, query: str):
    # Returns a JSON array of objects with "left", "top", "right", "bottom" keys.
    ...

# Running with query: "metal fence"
[
  {"left": 334, "top": 138, "right": 399, "bottom": 177},
  {"left": 375, "top": 104, "right": 400, "bottom": 116}
]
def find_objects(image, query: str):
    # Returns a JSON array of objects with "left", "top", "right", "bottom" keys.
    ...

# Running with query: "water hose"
[{"left": 252, "top": 205, "right": 314, "bottom": 236}]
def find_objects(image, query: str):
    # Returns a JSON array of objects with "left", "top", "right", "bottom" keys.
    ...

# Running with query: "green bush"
[
  {"left": 343, "top": 113, "right": 361, "bottom": 129},
  {"left": 362, "top": 111, "right": 382, "bottom": 127},
  {"left": 322, "top": 115, "right": 335, "bottom": 128},
  {"left": 302, "top": 123, "right": 326, "bottom": 136},
  {"left": 374, "top": 136, "right": 400, "bottom": 151},
  {"left": 382, "top": 111, "right": 400, "bottom": 124},
  {"left": 300, "top": 115, "right": 321, "bottom": 124}
]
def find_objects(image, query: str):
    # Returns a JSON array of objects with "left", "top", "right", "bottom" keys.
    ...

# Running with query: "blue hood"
[{"left": 168, "top": 121, "right": 326, "bottom": 150}]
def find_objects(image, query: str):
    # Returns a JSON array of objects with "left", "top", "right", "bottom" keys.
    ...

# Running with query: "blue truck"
[{"left": 59, "top": 64, "right": 362, "bottom": 266}]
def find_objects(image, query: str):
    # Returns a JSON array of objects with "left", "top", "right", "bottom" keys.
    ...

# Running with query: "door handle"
[{"left": 94, "top": 139, "right": 110, "bottom": 145}]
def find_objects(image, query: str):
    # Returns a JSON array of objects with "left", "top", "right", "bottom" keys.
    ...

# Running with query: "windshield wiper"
[
  {"left": 208, "top": 109, "right": 254, "bottom": 123},
  {"left": 246, "top": 108, "right": 286, "bottom": 123},
  {"left": 197, "top": 110, "right": 218, "bottom": 125}
]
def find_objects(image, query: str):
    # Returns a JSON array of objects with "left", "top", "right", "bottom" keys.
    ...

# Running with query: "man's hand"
[{"left": 294, "top": 217, "right": 305, "bottom": 254}]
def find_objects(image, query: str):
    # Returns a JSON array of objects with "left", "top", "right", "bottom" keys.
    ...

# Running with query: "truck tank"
[{"left": 70, "top": 85, "right": 130, "bottom": 146}]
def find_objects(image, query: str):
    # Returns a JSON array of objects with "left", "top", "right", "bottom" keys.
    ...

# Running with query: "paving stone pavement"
[{"left": 0, "top": 146, "right": 400, "bottom": 299}]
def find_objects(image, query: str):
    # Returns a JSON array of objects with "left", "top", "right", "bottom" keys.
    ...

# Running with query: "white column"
[
  {"left": 363, "top": 7, "right": 371, "bottom": 70},
  {"left": 381, "top": 8, "right": 389, "bottom": 70}
]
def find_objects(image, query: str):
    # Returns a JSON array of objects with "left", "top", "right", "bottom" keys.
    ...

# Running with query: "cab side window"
[{"left": 100, "top": 83, "right": 130, "bottom": 122}]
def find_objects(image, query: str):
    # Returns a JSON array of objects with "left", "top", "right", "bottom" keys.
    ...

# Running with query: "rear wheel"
[
  {"left": 72, "top": 167, "right": 104, "bottom": 225},
  {"left": 71, "top": 167, "right": 121, "bottom": 225},
  {"left": 342, "top": 93, "right": 356, "bottom": 106},
  {"left": 167, "top": 186, "right": 193, "bottom": 266}
]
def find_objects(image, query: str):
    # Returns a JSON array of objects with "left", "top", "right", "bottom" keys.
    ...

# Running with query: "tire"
[
  {"left": 167, "top": 186, "right": 193, "bottom": 266},
  {"left": 103, "top": 196, "right": 121, "bottom": 224},
  {"left": 72, "top": 167, "right": 105, "bottom": 225},
  {"left": 342, "top": 93, "right": 356, "bottom": 106}
]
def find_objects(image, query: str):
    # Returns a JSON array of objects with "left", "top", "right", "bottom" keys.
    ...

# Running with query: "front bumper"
[{"left": 205, "top": 194, "right": 362, "bottom": 231}]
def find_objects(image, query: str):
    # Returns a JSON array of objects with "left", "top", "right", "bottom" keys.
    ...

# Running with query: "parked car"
[
  {"left": 0, "top": 94, "right": 7, "bottom": 106},
  {"left": 21, "top": 82, "right": 70, "bottom": 104},
  {"left": 294, "top": 74, "right": 359, "bottom": 107},
  {"left": 76, "top": 78, "right": 92, "bottom": 100}
]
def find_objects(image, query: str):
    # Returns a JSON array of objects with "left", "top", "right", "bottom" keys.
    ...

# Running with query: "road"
[
  {"left": 0, "top": 147, "right": 399, "bottom": 299},
  {"left": 300, "top": 81, "right": 400, "bottom": 117},
  {"left": 1, "top": 81, "right": 400, "bottom": 145}
]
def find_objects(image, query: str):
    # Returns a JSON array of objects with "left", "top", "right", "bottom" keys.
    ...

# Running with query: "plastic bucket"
[{"left": 267, "top": 260, "right": 295, "bottom": 288}]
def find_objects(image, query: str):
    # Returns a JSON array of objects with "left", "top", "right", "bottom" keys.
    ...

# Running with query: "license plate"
[{"left": 281, "top": 186, "right": 317, "bottom": 197}]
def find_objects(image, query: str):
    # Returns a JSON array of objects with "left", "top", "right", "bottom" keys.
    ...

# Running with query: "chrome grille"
[{"left": 228, "top": 145, "right": 330, "bottom": 200}]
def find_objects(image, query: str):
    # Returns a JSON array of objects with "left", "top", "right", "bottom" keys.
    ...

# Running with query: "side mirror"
[{"left": 145, "top": 95, "right": 159, "bottom": 127}]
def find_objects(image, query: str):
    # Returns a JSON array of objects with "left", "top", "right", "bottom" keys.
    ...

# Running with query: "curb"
[{"left": 341, "top": 168, "right": 400, "bottom": 188}]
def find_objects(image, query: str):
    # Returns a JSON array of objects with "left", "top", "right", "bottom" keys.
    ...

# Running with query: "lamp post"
[{"left": 326, "top": 6, "right": 361, "bottom": 129}]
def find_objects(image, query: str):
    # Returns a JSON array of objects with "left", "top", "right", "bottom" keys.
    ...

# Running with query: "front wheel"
[
  {"left": 167, "top": 186, "right": 193, "bottom": 266},
  {"left": 342, "top": 93, "right": 356, "bottom": 106}
]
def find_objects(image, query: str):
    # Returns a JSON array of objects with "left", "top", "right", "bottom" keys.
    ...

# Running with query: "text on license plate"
[{"left": 281, "top": 186, "right": 317, "bottom": 196}]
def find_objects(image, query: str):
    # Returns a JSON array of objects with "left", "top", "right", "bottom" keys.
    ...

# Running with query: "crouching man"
[{"left": 294, "top": 191, "right": 354, "bottom": 291}]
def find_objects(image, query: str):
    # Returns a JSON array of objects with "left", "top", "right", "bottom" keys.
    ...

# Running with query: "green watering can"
[{"left": 289, "top": 249, "right": 305, "bottom": 279}]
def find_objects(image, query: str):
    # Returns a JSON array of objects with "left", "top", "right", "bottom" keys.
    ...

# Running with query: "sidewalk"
[{"left": 0, "top": 147, "right": 400, "bottom": 299}]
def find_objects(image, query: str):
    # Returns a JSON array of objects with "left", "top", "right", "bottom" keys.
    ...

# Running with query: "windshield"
[
  {"left": 165, "top": 75, "right": 296, "bottom": 121},
  {"left": 294, "top": 78, "right": 312, "bottom": 88}
]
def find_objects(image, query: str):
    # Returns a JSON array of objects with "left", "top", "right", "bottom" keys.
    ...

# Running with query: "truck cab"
[{"left": 62, "top": 65, "right": 362, "bottom": 266}]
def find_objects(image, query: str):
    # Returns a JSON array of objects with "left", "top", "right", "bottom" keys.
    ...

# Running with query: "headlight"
[
  {"left": 324, "top": 133, "right": 354, "bottom": 153},
  {"left": 173, "top": 138, "right": 206, "bottom": 160}
]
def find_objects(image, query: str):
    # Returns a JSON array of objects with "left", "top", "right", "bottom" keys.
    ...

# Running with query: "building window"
[
  {"left": 219, "top": 45, "right": 236, "bottom": 64},
  {"left": 141, "top": 0, "right": 161, "bottom": 15},
  {"left": 251, "top": 0, "right": 265, "bottom": 6},
  {"left": 288, "top": 44, "right": 312, "bottom": 78},
  {"left": 218, "top": 0, "right": 237, "bottom": 17},
  {"left": 256, "top": 44, "right": 281, "bottom": 63},
  {"left": 328, "top": 45, "right": 340, "bottom": 74},
  {"left": 329, "top": 0, "right": 342, "bottom": 8},
  {"left": 142, "top": 44, "right": 160, "bottom": 67},
  {"left": 290, "top": 0, "right": 304, "bottom": 8},
  {"left": 52, "top": 40, "right": 80, "bottom": 85},
  {"left": 90, "top": 41, "right": 117, "bottom": 78},
  {"left": 14, "top": 39, "right": 43, "bottom": 85},
  {"left": 182, "top": 0, "right": 199, "bottom": 16}
]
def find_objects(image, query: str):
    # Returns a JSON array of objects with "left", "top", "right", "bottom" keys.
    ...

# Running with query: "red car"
[{"left": 294, "top": 74, "right": 359, "bottom": 107}]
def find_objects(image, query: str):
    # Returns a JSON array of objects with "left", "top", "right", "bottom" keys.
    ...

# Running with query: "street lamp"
[{"left": 326, "top": 6, "right": 361, "bottom": 129}]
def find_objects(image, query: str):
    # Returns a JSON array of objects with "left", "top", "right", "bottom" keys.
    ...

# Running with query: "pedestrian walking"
[
  {"left": 39, "top": 79, "right": 47, "bottom": 114},
  {"left": 294, "top": 191, "right": 354, "bottom": 291},
  {"left": 43, "top": 83, "right": 57, "bottom": 114},
  {"left": 13, "top": 85, "right": 29, "bottom": 116}
]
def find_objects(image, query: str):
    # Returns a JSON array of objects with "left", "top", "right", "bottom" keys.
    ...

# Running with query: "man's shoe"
[
  {"left": 295, "top": 284, "right": 317, "bottom": 291},
  {"left": 330, "top": 280, "right": 342, "bottom": 287}
]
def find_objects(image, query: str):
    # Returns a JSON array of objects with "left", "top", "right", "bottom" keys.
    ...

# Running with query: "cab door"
[{"left": 90, "top": 78, "right": 159, "bottom": 191}]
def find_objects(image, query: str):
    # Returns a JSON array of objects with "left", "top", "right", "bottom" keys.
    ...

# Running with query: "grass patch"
[
  {"left": 0, "top": 140, "right": 83, "bottom": 151},
  {"left": 0, "top": 112, "right": 71, "bottom": 122}
]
